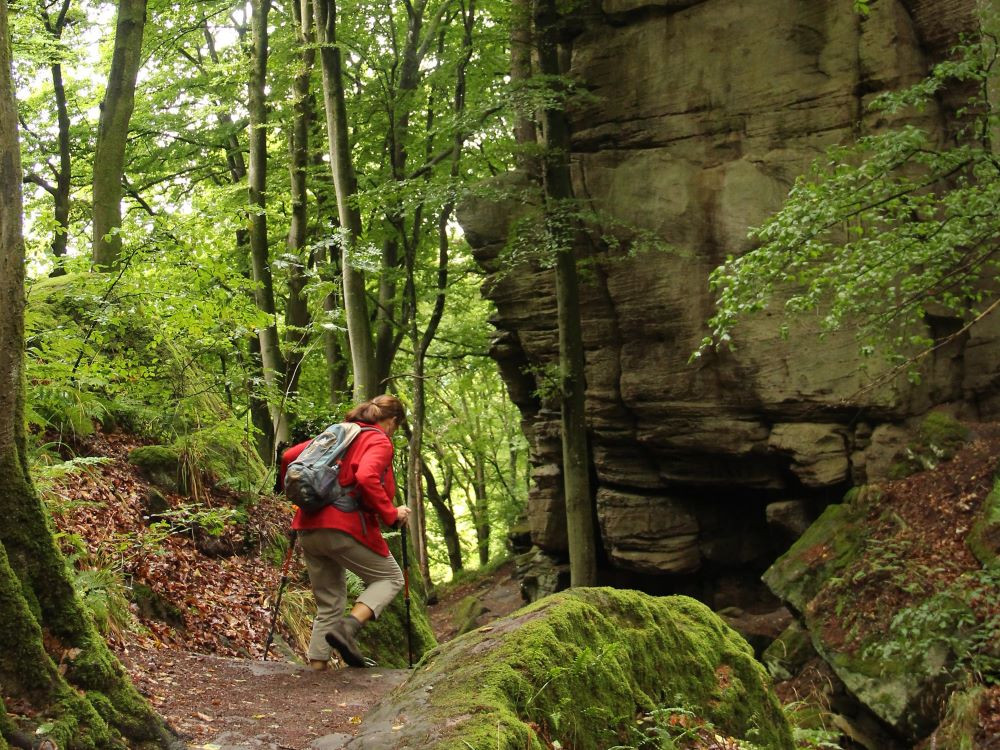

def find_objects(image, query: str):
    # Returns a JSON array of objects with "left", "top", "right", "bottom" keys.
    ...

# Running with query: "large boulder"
[
  {"left": 345, "top": 588, "right": 793, "bottom": 749},
  {"left": 459, "top": 0, "right": 998, "bottom": 582}
]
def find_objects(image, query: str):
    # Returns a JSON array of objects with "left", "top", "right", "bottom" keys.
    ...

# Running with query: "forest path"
[
  {"left": 119, "top": 562, "right": 524, "bottom": 749},
  {"left": 123, "top": 647, "right": 409, "bottom": 750}
]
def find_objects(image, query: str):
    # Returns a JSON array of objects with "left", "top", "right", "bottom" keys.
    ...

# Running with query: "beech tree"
[
  {"left": 0, "top": 3, "right": 178, "bottom": 745},
  {"left": 314, "top": 0, "right": 378, "bottom": 399},
  {"left": 92, "top": 0, "right": 146, "bottom": 270},
  {"left": 20, "top": 0, "right": 73, "bottom": 275}
]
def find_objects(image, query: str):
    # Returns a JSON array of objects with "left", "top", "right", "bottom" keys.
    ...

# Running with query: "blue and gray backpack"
[{"left": 284, "top": 423, "right": 379, "bottom": 519}]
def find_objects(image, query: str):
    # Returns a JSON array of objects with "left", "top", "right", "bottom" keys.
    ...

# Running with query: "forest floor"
[
  {"left": 37, "top": 424, "right": 1000, "bottom": 748},
  {"left": 38, "top": 427, "right": 524, "bottom": 749}
]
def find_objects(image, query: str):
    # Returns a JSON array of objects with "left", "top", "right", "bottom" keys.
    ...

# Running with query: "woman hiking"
[{"left": 281, "top": 395, "right": 411, "bottom": 669}]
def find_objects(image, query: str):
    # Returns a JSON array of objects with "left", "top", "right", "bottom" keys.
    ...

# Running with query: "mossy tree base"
[
  {"left": 344, "top": 588, "right": 793, "bottom": 750},
  {"left": 0, "top": 447, "right": 180, "bottom": 749}
]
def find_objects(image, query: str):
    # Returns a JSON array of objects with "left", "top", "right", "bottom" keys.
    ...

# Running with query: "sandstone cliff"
[{"left": 459, "top": 0, "right": 999, "bottom": 585}]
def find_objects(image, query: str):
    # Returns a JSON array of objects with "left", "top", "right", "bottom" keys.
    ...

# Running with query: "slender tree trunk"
[
  {"left": 314, "top": 0, "right": 377, "bottom": 399},
  {"left": 0, "top": 7, "right": 177, "bottom": 745},
  {"left": 38, "top": 0, "right": 73, "bottom": 275},
  {"left": 200, "top": 22, "right": 276, "bottom": 460},
  {"left": 284, "top": 0, "right": 316, "bottom": 403},
  {"left": 247, "top": 0, "right": 289, "bottom": 445},
  {"left": 92, "top": 0, "right": 146, "bottom": 270},
  {"left": 472, "top": 454, "right": 491, "bottom": 566},
  {"left": 422, "top": 464, "right": 463, "bottom": 574},
  {"left": 534, "top": 0, "right": 597, "bottom": 587},
  {"left": 511, "top": 0, "right": 538, "bottom": 173},
  {"left": 374, "top": 237, "right": 399, "bottom": 392}
]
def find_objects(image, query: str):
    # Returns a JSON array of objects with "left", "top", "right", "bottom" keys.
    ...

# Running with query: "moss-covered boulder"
[
  {"left": 761, "top": 492, "right": 870, "bottom": 614},
  {"left": 128, "top": 445, "right": 181, "bottom": 493},
  {"left": 344, "top": 588, "right": 793, "bottom": 750}
]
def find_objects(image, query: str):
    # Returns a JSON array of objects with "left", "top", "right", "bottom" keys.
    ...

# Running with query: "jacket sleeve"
[{"left": 351, "top": 434, "right": 399, "bottom": 526}]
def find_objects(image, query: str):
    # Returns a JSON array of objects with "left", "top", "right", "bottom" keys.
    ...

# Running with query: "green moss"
[
  {"left": 127, "top": 445, "right": 180, "bottom": 472},
  {"left": 129, "top": 583, "right": 184, "bottom": 627},
  {"left": 0, "top": 694, "right": 14, "bottom": 749},
  {"left": 918, "top": 412, "right": 969, "bottom": 455},
  {"left": 762, "top": 502, "right": 864, "bottom": 612},
  {"left": 762, "top": 621, "right": 815, "bottom": 681},
  {"left": 366, "top": 588, "right": 793, "bottom": 750},
  {"left": 892, "top": 412, "right": 970, "bottom": 478},
  {"left": 453, "top": 594, "right": 488, "bottom": 635},
  {"left": 360, "top": 589, "right": 437, "bottom": 669}
]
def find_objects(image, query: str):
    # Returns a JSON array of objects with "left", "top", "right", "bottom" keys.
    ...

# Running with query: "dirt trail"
[
  {"left": 123, "top": 647, "right": 409, "bottom": 749},
  {"left": 119, "top": 564, "right": 524, "bottom": 749}
]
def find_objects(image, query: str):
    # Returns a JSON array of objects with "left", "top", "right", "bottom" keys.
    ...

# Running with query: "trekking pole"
[
  {"left": 263, "top": 529, "right": 297, "bottom": 661},
  {"left": 400, "top": 524, "right": 413, "bottom": 669}
]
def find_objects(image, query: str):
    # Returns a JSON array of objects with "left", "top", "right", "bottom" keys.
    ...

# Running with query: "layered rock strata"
[{"left": 460, "top": 0, "right": 998, "bottom": 585}]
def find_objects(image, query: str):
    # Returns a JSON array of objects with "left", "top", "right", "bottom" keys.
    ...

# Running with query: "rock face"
[
  {"left": 345, "top": 588, "right": 794, "bottom": 749},
  {"left": 458, "top": 0, "right": 998, "bottom": 583}
]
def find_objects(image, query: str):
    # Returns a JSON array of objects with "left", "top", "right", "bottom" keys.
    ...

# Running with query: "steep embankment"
[{"left": 763, "top": 420, "right": 1000, "bottom": 748}]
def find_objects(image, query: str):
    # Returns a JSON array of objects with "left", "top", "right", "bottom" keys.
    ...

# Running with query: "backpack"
[{"left": 284, "top": 423, "right": 378, "bottom": 516}]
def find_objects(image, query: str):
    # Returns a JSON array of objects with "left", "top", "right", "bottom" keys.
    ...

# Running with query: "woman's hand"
[{"left": 395, "top": 505, "right": 411, "bottom": 525}]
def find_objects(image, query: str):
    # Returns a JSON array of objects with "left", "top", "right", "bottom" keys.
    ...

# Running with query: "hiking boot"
[
  {"left": 308, "top": 659, "right": 329, "bottom": 672},
  {"left": 325, "top": 616, "right": 367, "bottom": 668}
]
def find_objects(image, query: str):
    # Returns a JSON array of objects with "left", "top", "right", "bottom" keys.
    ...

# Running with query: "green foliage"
[
  {"left": 861, "top": 566, "right": 1000, "bottom": 685},
  {"left": 151, "top": 503, "right": 244, "bottom": 539},
  {"left": 698, "top": 25, "right": 1000, "bottom": 367},
  {"left": 65, "top": 553, "right": 137, "bottom": 639}
]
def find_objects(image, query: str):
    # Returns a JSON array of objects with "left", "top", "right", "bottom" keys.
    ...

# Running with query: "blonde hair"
[{"left": 344, "top": 394, "right": 406, "bottom": 425}]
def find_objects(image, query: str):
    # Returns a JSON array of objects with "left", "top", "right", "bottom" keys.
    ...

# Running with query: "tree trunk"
[
  {"left": 313, "top": 0, "right": 377, "bottom": 399},
  {"left": 534, "top": 0, "right": 597, "bottom": 587},
  {"left": 247, "top": 0, "right": 289, "bottom": 446},
  {"left": 92, "top": 0, "right": 147, "bottom": 270},
  {"left": 511, "top": 0, "right": 538, "bottom": 173},
  {"left": 422, "top": 465, "right": 463, "bottom": 574},
  {"left": 40, "top": 0, "right": 73, "bottom": 275},
  {"left": 374, "top": 237, "right": 399, "bottom": 393},
  {"left": 472, "top": 454, "right": 491, "bottom": 566},
  {"left": 0, "top": 7, "right": 177, "bottom": 745},
  {"left": 284, "top": 0, "right": 316, "bottom": 404}
]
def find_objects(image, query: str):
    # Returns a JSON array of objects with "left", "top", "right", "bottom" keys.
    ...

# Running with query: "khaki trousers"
[{"left": 298, "top": 528, "right": 404, "bottom": 661}]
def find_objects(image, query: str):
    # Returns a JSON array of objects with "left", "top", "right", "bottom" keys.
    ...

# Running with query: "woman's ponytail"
[{"left": 345, "top": 394, "right": 406, "bottom": 425}]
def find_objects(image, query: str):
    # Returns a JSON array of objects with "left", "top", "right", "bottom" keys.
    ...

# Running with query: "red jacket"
[{"left": 285, "top": 423, "right": 399, "bottom": 556}]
